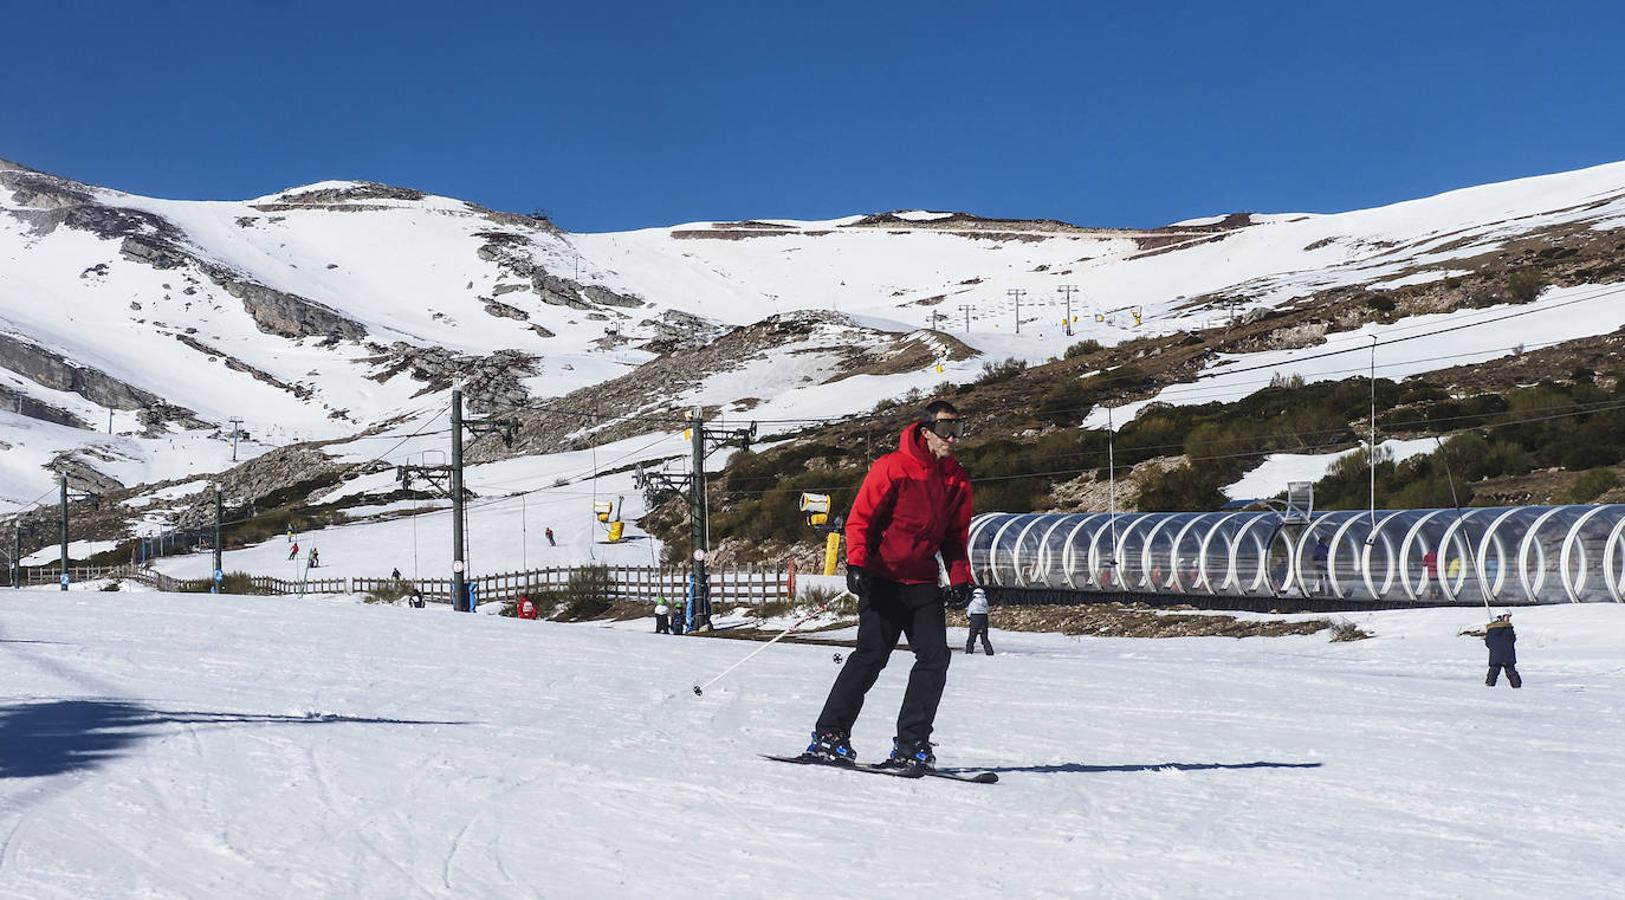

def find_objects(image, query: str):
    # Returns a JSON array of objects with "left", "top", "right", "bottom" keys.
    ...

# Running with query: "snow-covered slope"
[{"left": 2, "top": 590, "right": 1622, "bottom": 898}]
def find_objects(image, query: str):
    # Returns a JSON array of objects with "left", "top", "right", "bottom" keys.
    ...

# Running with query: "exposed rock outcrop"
[
  {"left": 636, "top": 310, "right": 726, "bottom": 354},
  {"left": 0, "top": 332, "right": 206, "bottom": 430},
  {"left": 0, "top": 383, "right": 88, "bottom": 428},
  {"left": 199, "top": 264, "right": 368, "bottom": 341},
  {"left": 275, "top": 183, "right": 426, "bottom": 204},
  {"left": 474, "top": 233, "right": 646, "bottom": 312},
  {"left": 0, "top": 166, "right": 94, "bottom": 209},
  {"left": 364, "top": 343, "right": 537, "bottom": 415},
  {"left": 172, "top": 334, "right": 314, "bottom": 399},
  {"left": 119, "top": 235, "right": 188, "bottom": 269}
]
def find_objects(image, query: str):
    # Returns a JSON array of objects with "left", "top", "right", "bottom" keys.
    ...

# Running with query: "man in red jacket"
[{"left": 806, "top": 400, "right": 974, "bottom": 771}]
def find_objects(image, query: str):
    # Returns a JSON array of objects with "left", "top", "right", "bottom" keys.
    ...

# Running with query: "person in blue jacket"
[{"left": 1484, "top": 610, "right": 1521, "bottom": 688}]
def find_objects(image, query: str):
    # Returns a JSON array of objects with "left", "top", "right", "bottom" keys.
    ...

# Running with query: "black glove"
[
  {"left": 846, "top": 566, "right": 874, "bottom": 599},
  {"left": 942, "top": 584, "right": 971, "bottom": 610}
]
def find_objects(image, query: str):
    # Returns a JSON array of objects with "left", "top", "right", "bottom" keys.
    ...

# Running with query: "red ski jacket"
[{"left": 844, "top": 423, "right": 974, "bottom": 586}]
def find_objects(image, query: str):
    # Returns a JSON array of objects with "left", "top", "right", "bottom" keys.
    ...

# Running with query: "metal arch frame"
[
  {"left": 1293, "top": 511, "right": 1355, "bottom": 599},
  {"left": 1035, "top": 514, "right": 1086, "bottom": 588},
  {"left": 1060, "top": 513, "right": 1108, "bottom": 589},
  {"left": 1476, "top": 508, "right": 1528, "bottom": 605},
  {"left": 1140, "top": 513, "right": 1200, "bottom": 594},
  {"left": 1558, "top": 504, "right": 1621, "bottom": 604},
  {"left": 1113, "top": 514, "right": 1162, "bottom": 592},
  {"left": 1437, "top": 508, "right": 1494, "bottom": 605},
  {"left": 1327, "top": 513, "right": 1375, "bottom": 601},
  {"left": 1169, "top": 512, "right": 1229, "bottom": 594},
  {"left": 968, "top": 514, "right": 1008, "bottom": 587},
  {"left": 1086, "top": 515, "right": 1122, "bottom": 588},
  {"left": 1517, "top": 507, "right": 1567, "bottom": 604},
  {"left": 1601, "top": 514, "right": 1625, "bottom": 603},
  {"left": 1227, "top": 514, "right": 1282, "bottom": 596},
  {"left": 1360, "top": 510, "right": 1410, "bottom": 601},
  {"left": 1194, "top": 512, "right": 1247, "bottom": 595},
  {"left": 1273, "top": 522, "right": 1307, "bottom": 597},
  {"left": 1008, "top": 515, "right": 1052, "bottom": 587},
  {"left": 983, "top": 514, "right": 1035, "bottom": 587},
  {"left": 1396, "top": 510, "right": 1449, "bottom": 603}
]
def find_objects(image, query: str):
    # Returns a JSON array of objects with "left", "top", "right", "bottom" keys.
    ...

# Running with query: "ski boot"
[
  {"left": 804, "top": 730, "right": 858, "bottom": 765},
  {"left": 881, "top": 738, "right": 936, "bottom": 773}
]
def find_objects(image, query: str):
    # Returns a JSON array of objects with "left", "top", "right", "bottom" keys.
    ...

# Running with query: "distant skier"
[
  {"left": 654, "top": 598, "right": 671, "bottom": 634},
  {"left": 806, "top": 400, "right": 974, "bottom": 771},
  {"left": 287, "top": 542, "right": 299, "bottom": 561},
  {"left": 286, "top": 525, "right": 294, "bottom": 544},
  {"left": 545, "top": 527, "right": 555, "bottom": 547},
  {"left": 1422, "top": 549, "right": 1439, "bottom": 599},
  {"left": 308, "top": 548, "right": 320, "bottom": 569},
  {"left": 391, "top": 567, "right": 402, "bottom": 581},
  {"left": 408, "top": 588, "right": 426, "bottom": 609},
  {"left": 1485, "top": 610, "right": 1522, "bottom": 688},
  {"left": 964, "top": 586, "right": 993, "bottom": 656},
  {"left": 671, "top": 600, "right": 686, "bottom": 636}
]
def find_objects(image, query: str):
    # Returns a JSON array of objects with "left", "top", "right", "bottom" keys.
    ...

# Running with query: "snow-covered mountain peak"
[{"left": 4, "top": 155, "right": 1625, "bottom": 548}]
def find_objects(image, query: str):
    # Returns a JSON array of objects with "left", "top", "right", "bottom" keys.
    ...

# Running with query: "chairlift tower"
[
  {"left": 1057, "top": 285, "right": 1079, "bottom": 337},
  {"left": 56, "top": 471, "right": 101, "bottom": 591},
  {"left": 395, "top": 387, "right": 518, "bottom": 612},
  {"left": 633, "top": 408, "right": 755, "bottom": 631}
]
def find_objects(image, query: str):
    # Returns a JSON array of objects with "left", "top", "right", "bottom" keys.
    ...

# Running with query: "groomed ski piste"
[{"left": 4, "top": 587, "right": 1624, "bottom": 898}]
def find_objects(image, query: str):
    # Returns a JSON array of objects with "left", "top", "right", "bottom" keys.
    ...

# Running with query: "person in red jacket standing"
[{"left": 805, "top": 400, "right": 974, "bottom": 772}]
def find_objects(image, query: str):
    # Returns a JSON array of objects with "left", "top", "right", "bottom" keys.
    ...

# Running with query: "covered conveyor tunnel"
[{"left": 969, "top": 506, "right": 1625, "bottom": 606}]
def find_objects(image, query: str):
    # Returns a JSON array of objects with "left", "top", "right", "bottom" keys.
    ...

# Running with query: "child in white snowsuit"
[{"left": 964, "top": 587, "right": 993, "bottom": 656}]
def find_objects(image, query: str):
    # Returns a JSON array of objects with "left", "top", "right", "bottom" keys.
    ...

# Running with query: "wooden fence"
[
  {"left": 19, "top": 565, "right": 134, "bottom": 587},
  {"left": 17, "top": 563, "right": 790, "bottom": 607},
  {"left": 357, "top": 565, "right": 789, "bottom": 607}
]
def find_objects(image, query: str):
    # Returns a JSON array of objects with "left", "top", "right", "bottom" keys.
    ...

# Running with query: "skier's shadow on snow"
[
  {"left": 970, "top": 761, "right": 1323, "bottom": 775},
  {"left": 0, "top": 699, "right": 468, "bottom": 779}
]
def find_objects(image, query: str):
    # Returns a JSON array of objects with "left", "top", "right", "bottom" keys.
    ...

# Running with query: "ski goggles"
[{"left": 924, "top": 417, "right": 964, "bottom": 438}]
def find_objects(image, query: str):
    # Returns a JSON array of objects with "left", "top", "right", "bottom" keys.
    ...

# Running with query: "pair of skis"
[{"left": 762, "top": 753, "right": 998, "bottom": 784}]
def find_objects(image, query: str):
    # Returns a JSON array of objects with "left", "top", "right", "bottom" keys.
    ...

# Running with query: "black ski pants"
[
  {"left": 816, "top": 578, "right": 949, "bottom": 749},
  {"left": 1486, "top": 664, "right": 1522, "bottom": 688},
  {"left": 655, "top": 614, "right": 670, "bottom": 634},
  {"left": 965, "top": 612, "right": 993, "bottom": 654}
]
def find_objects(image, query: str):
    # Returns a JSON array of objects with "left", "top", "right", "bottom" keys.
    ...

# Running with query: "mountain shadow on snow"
[{"left": 0, "top": 700, "right": 468, "bottom": 779}]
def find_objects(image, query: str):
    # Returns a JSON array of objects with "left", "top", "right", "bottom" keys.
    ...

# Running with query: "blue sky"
[{"left": 5, "top": 1, "right": 1622, "bottom": 232}]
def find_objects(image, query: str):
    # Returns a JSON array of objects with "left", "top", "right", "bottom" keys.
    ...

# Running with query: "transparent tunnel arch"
[{"left": 969, "top": 506, "right": 1625, "bottom": 605}]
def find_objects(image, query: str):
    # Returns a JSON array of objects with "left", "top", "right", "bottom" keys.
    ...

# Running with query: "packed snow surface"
[{"left": 2, "top": 591, "right": 1623, "bottom": 898}]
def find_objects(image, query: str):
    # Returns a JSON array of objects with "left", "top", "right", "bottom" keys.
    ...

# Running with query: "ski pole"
[{"left": 692, "top": 592, "right": 850, "bottom": 696}]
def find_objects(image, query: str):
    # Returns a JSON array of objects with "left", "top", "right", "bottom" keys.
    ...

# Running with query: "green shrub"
[
  {"left": 801, "top": 584, "right": 851, "bottom": 610},
  {"left": 1566, "top": 468, "right": 1620, "bottom": 504},
  {"left": 182, "top": 570, "right": 261, "bottom": 594},
  {"left": 365, "top": 580, "right": 412, "bottom": 604},
  {"left": 1134, "top": 464, "right": 1226, "bottom": 512},
  {"left": 973, "top": 357, "right": 1027, "bottom": 387},
  {"left": 556, "top": 565, "right": 616, "bottom": 621},
  {"left": 1506, "top": 268, "right": 1545, "bottom": 304},
  {"left": 1365, "top": 293, "right": 1397, "bottom": 313},
  {"left": 1063, "top": 339, "right": 1103, "bottom": 359},
  {"left": 220, "top": 571, "right": 262, "bottom": 594},
  {"left": 499, "top": 586, "right": 564, "bottom": 616}
]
